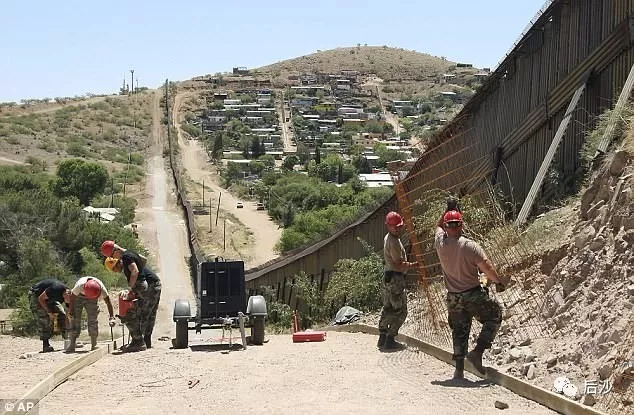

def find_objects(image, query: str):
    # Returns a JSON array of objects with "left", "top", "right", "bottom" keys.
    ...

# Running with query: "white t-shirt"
[{"left": 72, "top": 277, "right": 108, "bottom": 299}]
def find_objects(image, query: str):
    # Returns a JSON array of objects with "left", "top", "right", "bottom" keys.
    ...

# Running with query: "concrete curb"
[
  {"left": 325, "top": 324, "right": 609, "bottom": 415},
  {"left": 1, "top": 337, "right": 123, "bottom": 415}
]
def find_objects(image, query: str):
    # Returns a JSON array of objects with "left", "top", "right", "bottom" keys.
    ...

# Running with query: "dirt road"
[
  {"left": 173, "top": 91, "right": 281, "bottom": 268},
  {"left": 276, "top": 89, "right": 296, "bottom": 152},
  {"left": 0, "top": 156, "right": 26, "bottom": 165},
  {"left": 136, "top": 91, "right": 197, "bottom": 333}
]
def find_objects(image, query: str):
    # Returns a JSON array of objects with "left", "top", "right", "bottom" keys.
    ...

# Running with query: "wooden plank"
[
  {"left": 0, "top": 337, "right": 124, "bottom": 415},
  {"left": 516, "top": 81, "right": 587, "bottom": 225}
]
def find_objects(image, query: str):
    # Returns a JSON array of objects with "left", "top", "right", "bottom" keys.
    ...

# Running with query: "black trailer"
[{"left": 172, "top": 258, "right": 267, "bottom": 349}]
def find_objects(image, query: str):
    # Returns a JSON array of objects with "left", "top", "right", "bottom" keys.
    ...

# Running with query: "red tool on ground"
[{"left": 292, "top": 310, "right": 326, "bottom": 343}]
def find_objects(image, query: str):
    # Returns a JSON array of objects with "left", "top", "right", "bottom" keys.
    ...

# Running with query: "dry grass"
[
  {"left": 0, "top": 92, "right": 153, "bottom": 173},
  {"left": 256, "top": 46, "right": 457, "bottom": 81}
]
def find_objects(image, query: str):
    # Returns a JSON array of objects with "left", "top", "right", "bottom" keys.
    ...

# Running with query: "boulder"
[{"left": 608, "top": 150, "right": 629, "bottom": 176}]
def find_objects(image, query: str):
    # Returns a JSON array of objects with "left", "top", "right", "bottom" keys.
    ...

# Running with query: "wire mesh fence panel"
[{"left": 390, "top": 136, "right": 554, "bottom": 356}]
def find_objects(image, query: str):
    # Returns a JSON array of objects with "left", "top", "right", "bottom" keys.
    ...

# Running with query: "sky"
[{"left": 1, "top": 0, "right": 549, "bottom": 103}]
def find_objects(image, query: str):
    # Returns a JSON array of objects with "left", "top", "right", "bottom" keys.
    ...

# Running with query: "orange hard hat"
[
  {"left": 385, "top": 211, "right": 404, "bottom": 227},
  {"left": 101, "top": 240, "right": 115, "bottom": 257},
  {"left": 84, "top": 278, "right": 102, "bottom": 299},
  {"left": 104, "top": 257, "right": 120, "bottom": 272},
  {"left": 443, "top": 210, "right": 463, "bottom": 224}
]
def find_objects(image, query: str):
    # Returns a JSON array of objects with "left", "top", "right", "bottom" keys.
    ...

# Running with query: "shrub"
[{"left": 324, "top": 239, "right": 384, "bottom": 312}]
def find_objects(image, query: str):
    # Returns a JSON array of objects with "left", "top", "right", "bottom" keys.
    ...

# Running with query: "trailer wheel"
[
  {"left": 174, "top": 319, "right": 188, "bottom": 349},
  {"left": 251, "top": 316, "right": 265, "bottom": 345}
]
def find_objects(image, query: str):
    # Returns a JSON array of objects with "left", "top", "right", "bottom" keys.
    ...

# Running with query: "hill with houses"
[{"left": 178, "top": 46, "right": 488, "bottom": 190}]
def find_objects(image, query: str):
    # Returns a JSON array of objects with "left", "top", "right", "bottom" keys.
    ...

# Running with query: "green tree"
[
  {"left": 296, "top": 143, "right": 311, "bottom": 165},
  {"left": 282, "top": 155, "right": 299, "bottom": 171},
  {"left": 250, "top": 137, "right": 261, "bottom": 158},
  {"left": 212, "top": 133, "right": 224, "bottom": 160},
  {"left": 52, "top": 159, "right": 109, "bottom": 205}
]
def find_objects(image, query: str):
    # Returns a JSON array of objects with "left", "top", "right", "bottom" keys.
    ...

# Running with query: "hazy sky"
[{"left": 1, "top": 0, "right": 548, "bottom": 103}]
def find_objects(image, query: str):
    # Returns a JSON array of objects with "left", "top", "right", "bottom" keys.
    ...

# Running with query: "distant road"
[{"left": 0, "top": 156, "right": 26, "bottom": 165}]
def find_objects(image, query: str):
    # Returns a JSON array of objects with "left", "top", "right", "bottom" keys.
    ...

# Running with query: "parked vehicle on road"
[
  {"left": 256, "top": 202, "right": 265, "bottom": 211},
  {"left": 236, "top": 201, "right": 244, "bottom": 208},
  {"left": 172, "top": 258, "right": 267, "bottom": 349}
]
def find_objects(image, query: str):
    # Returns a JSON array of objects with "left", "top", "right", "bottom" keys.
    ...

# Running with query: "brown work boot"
[
  {"left": 377, "top": 332, "right": 387, "bottom": 349},
  {"left": 42, "top": 340, "right": 54, "bottom": 353},
  {"left": 122, "top": 338, "right": 146, "bottom": 352},
  {"left": 467, "top": 349, "right": 485, "bottom": 374},
  {"left": 64, "top": 337, "right": 76, "bottom": 353},
  {"left": 453, "top": 358, "right": 465, "bottom": 380},
  {"left": 144, "top": 335, "right": 152, "bottom": 349},
  {"left": 383, "top": 335, "right": 406, "bottom": 350},
  {"left": 90, "top": 336, "right": 98, "bottom": 351}
]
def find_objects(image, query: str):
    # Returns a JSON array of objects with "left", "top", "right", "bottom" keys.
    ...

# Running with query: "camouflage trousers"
[
  {"left": 29, "top": 292, "right": 66, "bottom": 341},
  {"left": 446, "top": 286, "right": 502, "bottom": 360},
  {"left": 378, "top": 271, "right": 408, "bottom": 337},
  {"left": 69, "top": 296, "right": 99, "bottom": 340},
  {"left": 122, "top": 281, "right": 162, "bottom": 341}
]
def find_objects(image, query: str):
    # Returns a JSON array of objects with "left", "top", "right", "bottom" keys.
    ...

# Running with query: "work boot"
[
  {"left": 90, "top": 336, "right": 98, "bottom": 351},
  {"left": 123, "top": 338, "right": 146, "bottom": 352},
  {"left": 144, "top": 335, "right": 152, "bottom": 349},
  {"left": 453, "top": 358, "right": 465, "bottom": 380},
  {"left": 383, "top": 335, "right": 405, "bottom": 350},
  {"left": 377, "top": 332, "right": 387, "bottom": 349},
  {"left": 42, "top": 340, "right": 54, "bottom": 353},
  {"left": 467, "top": 349, "right": 485, "bottom": 375},
  {"left": 65, "top": 337, "right": 76, "bottom": 353}
]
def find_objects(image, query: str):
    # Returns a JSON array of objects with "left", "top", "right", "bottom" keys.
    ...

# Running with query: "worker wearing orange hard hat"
[
  {"left": 377, "top": 211, "right": 418, "bottom": 351},
  {"left": 66, "top": 276, "right": 115, "bottom": 352}
]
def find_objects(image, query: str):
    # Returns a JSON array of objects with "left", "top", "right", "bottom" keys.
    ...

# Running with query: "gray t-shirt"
[
  {"left": 434, "top": 227, "right": 487, "bottom": 293},
  {"left": 384, "top": 233, "right": 406, "bottom": 272}
]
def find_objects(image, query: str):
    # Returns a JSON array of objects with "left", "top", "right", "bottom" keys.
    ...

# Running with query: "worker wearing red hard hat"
[
  {"left": 377, "top": 211, "right": 418, "bottom": 351},
  {"left": 434, "top": 197, "right": 509, "bottom": 380},
  {"left": 102, "top": 240, "right": 160, "bottom": 352},
  {"left": 66, "top": 276, "right": 116, "bottom": 352}
]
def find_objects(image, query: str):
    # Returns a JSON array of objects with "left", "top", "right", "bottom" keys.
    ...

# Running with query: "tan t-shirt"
[
  {"left": 384, "top": 233, "right": 406, "bottom": 272},
  {"left": 434, "top": 227, "right": 487, "bottom": 293}
]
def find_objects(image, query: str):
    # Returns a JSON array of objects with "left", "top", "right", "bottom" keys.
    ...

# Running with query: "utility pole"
[
  {"left": 215, "top": 192, "right": 221, "bottom": 226},
  {"left": 202, "top": 180, "right": 205, "bottom": 208},
  {"left": 130, "top": 69, "right": 135, "bottom": 94}
]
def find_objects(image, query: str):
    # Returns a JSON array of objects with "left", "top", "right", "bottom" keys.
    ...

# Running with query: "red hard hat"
[
  {"left": 84, "top": 278, "right": 102, "bottom": 299},
  {"left": 101, "top": 240, "right": 115, "bottom": 257},
  {"left": 443, "top": 210, "right": 463, "bottom": 224},
  {"left": 385, "top": 211, "right": 404, "bottom": 227}
]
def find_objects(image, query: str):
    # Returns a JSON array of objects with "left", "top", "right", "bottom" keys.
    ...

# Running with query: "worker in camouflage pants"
[
  {"left": 104, "top": 245, "right": 161, "bottom": 352},
  {"left": 28, "top": 279, "right": 72, "bottom": 352},
  {"left": 378, "top": 212, "right": 418, "bottom": 350},
  {"left": 435, "top": 202, "right": 507, "bottom": 379},
  {"left": 137, "top": 279, "right": 161, "bottom": 343}
]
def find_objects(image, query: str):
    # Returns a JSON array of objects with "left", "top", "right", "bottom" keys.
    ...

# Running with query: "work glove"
[
  {"left": 47, "top": 312, "right": 57, "bottom": 321},
  {"left": 109, "top": 317, "right": 116, "bottom": 327},
  {"left": 119, "top": 289, "right": 132, "bottom": 301},
  {"left": 445, "top": 196, "right": 461, "bottom": 213}
]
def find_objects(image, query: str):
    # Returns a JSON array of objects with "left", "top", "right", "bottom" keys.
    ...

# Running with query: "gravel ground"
[{"left": 33, "top": 331, "right": 557, "bottom": 415}]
